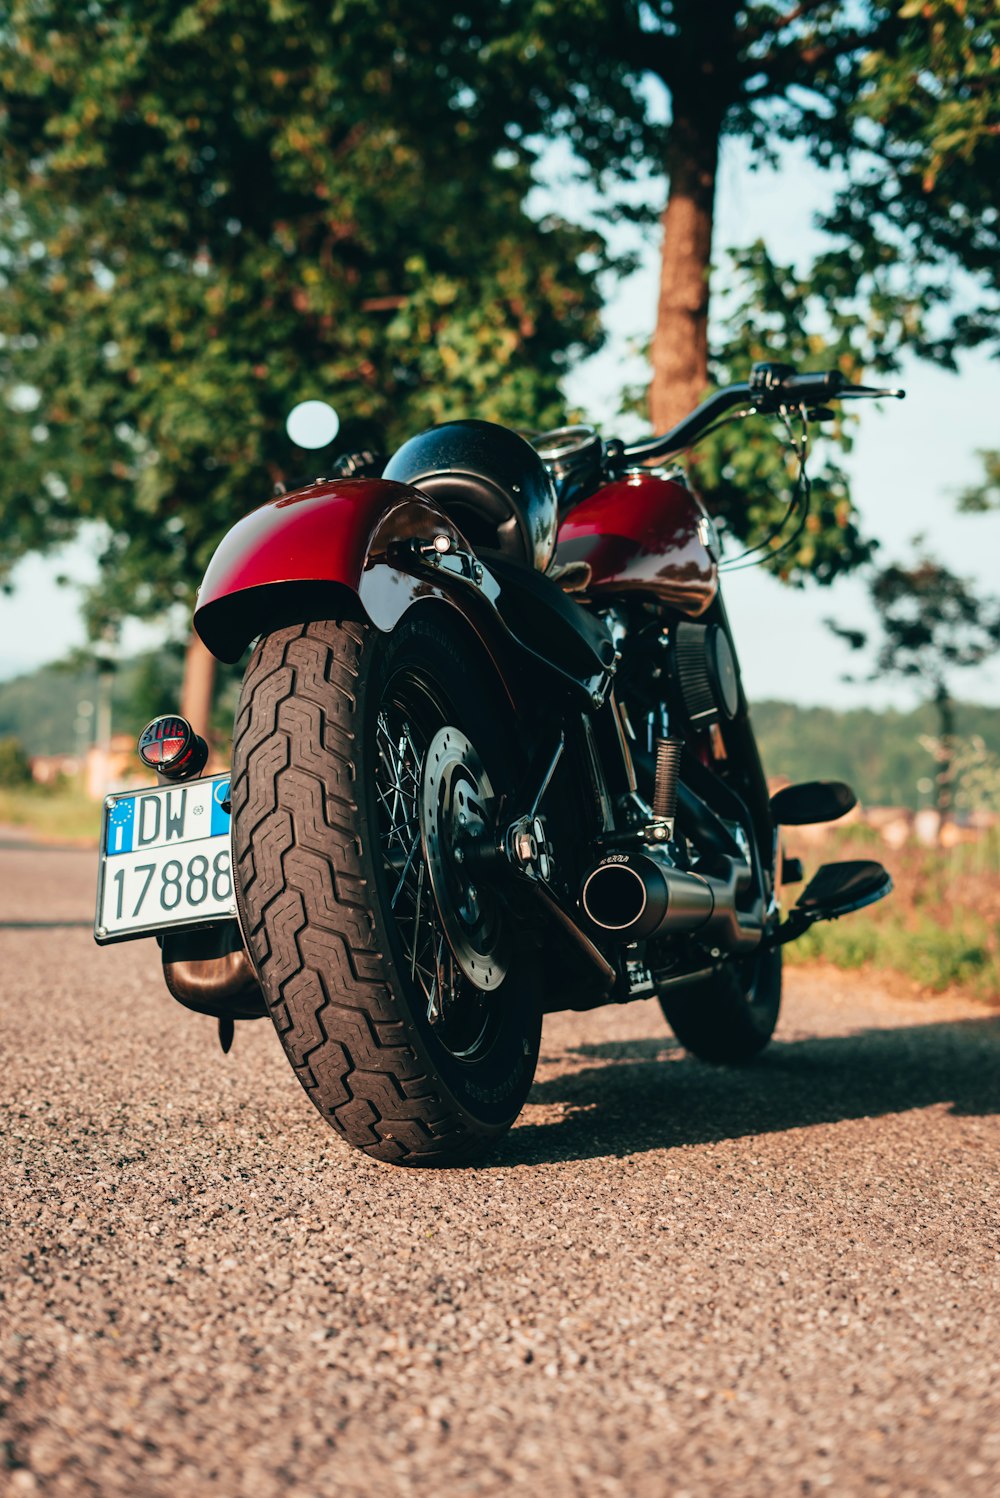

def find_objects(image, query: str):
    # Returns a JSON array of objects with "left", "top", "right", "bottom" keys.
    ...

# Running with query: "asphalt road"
[{"left": 2, "top": 839, "right": 999, "bottom": 1497}]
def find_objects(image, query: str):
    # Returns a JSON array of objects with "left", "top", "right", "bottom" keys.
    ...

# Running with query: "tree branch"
[
  {"left": 745, "top": 14, "right": 902, "bottom": 91},
  {"left": 612, "top": 24, "right": 681, "bottom": 85},
  {"left": 739, "top": 0, "right": 832, "bottom": 48}
]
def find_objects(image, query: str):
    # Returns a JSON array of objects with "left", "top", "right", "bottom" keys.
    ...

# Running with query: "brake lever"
[{"left": 838, "top": 385, "right": 906, "bottom": 400}]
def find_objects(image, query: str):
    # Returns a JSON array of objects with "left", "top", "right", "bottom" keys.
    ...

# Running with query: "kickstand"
[{"left": 218, "top": 1016, "right": 235, "bottom": 1054}]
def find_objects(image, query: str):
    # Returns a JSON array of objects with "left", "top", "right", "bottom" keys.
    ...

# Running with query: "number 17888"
[{"left": 112, "top": 848, "right": 232, "bottom": 920}]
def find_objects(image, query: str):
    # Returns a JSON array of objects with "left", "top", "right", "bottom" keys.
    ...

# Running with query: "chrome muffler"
[{"left": 581, "top": 848, "right": 762, "bottom": 954}]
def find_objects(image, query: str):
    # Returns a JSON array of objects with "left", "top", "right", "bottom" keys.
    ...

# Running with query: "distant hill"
[
  {"left": 0, "top": 649, "right": 242, "bottom": 759},
  {"left": 1, "top": 651, "right": 995, "bottom": 809},
  {"left": 752, "top": 699, "right": 1000, "bottom": 808}
]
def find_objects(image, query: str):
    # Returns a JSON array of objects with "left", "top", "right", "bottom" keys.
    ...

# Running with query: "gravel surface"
[{"left": 2, "top": 840, "right": 999, "bottom": 1497}]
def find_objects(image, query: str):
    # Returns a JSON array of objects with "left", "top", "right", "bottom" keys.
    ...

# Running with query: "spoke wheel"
[{"left": 373, "top": 687, "right": 500, "bottom": 1060}]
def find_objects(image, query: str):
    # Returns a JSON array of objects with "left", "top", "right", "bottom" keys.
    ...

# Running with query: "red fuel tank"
[{"left": 554, "top": 472, "right": 718, "bottom": 617}]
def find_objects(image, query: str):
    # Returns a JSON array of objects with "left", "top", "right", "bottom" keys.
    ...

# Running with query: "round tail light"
[{"left": 137, "top": 716, "right": 208, "bottom": 780}]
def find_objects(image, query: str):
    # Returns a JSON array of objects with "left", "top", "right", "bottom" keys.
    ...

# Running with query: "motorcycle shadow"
[{"left": 496, "top": 1013, "right": 1000, "bottom": 1166}]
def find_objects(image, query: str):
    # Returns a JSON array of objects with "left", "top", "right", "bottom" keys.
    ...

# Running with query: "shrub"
[
  {"left": 789, "top": 908, "right": 999, "bottom": 1003},
  {"left": 0, "top": 736, "right": 33, "bottom": 787}
]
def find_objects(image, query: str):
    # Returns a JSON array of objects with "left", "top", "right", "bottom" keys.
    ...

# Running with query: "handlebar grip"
[
  {"left": 748, "top": 363, "right": 848, "bottom": 408},
  {"left": 778, "top": 370, "right": 848, "bottom": 401}
]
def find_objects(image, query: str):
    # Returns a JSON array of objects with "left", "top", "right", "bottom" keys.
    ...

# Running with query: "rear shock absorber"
[{"left": 652, "top": 736, "right": 682, "bottom": 824}]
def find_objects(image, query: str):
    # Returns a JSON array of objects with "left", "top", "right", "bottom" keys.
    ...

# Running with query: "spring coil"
[{"left": 653, "top": 736, "right": 683, "bottom": 822}]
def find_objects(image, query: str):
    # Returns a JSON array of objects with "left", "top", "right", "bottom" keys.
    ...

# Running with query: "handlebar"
[{"left": 620, "top": 362, "right": 905, "bottom": 464}]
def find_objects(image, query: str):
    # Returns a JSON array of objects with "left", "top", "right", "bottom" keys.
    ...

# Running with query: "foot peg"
[
  {"left": 770, "top": 858, "right": 892, "bottom": 947},
  {"left": 770, "top": 780, "right": 856, "bottom": 826}
]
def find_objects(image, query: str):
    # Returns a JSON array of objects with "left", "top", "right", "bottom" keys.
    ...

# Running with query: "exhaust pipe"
[
  {"left": 581, "top": 849, "right": 762, "bottom": 953},
  {"left": 582, "top": 854, "right": 713, "bottom": 938}
]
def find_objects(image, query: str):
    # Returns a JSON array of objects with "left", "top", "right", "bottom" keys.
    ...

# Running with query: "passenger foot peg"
[
  {"left": 770, "top": 779, "right": 856, "bottom": 826},
  {"left": 769, "top": 859, "right": 892, "bottom": 947}
]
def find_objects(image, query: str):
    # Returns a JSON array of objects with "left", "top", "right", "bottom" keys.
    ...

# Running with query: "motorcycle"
[{"left": 95, "top": 362, "right": 902, "bottom": 1165}]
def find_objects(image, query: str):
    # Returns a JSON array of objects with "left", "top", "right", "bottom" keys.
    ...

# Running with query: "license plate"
[{"left": 94, "top": 774, "right": 235, "bottom": 944}]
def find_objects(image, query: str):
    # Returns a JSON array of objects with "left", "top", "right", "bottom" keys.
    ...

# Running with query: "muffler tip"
[
  {"left": 580, "top": 849, "right": 715, "bottom": 943},
  {"left": 581, "top": 861, "right": 648, "bottom": 931}
]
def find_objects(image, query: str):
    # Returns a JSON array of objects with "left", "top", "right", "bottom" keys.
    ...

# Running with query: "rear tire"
[
  {"left": 656, "top": 944, "right": 782, "bottom": 1064},
  {"left": 231, "top": 613, "right": 541, "bottom": 1165}
]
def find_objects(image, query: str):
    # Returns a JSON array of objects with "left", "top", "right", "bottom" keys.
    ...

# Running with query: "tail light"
[{"left": 137, "top": 715, "right": 208, "bottom": 781}]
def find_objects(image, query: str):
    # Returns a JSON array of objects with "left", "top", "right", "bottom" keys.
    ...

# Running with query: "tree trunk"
[
  {"left": 933, "top": 681, "right": 956, "bottom": 832},
  {"left": 180, "top": 630, "right": 217, "bottom": 744},
  {"left": 649, "top": 106, "right": 722, "bottom": 433}
]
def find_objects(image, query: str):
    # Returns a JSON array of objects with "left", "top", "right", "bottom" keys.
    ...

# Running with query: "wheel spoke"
[
  {"left": 373, "top": 686, "right": 493, "bottom": 1059},
  {"left": 391, "top": 730, "right": 409, "bottom": 834},
  {"left": 411, "top": 859, "right": 425, "bottom": 977},
  {"left": 376, "top": 714, "right": 421, "bottom": 847},
  {"left": 391, "top": 831, "right": 422, "bottom": 910},
  {"left": 427, "top": 934, "right": 446, "bottom": 1024}
]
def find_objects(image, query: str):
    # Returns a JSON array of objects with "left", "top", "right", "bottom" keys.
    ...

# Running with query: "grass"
[
  {"left": 783, "top": 826, "right": 1000, "bottom": 1004},
  {"left": 787, "top": 909, "right": 1000, "bottom": 1002},
  {"left": 0, "top": 779, "right": 102, "bottom": 844}
]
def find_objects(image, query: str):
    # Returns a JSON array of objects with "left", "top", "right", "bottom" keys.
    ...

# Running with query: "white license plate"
[{"left": 94, "top": 774, "right": 235, "bottom": 944}]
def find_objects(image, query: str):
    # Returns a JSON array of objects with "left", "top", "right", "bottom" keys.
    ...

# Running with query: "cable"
[{"left": 718, "top": 405, "right": 811, "bottom": 573}]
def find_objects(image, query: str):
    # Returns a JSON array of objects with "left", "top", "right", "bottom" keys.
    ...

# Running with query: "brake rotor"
[{"left": 420, "top": 726, "right": 509, "bottom": 992}]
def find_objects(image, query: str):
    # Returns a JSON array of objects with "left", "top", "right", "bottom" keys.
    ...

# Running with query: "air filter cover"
[{"left": 672, "top": 622, "right": 739, "bottom": 725}]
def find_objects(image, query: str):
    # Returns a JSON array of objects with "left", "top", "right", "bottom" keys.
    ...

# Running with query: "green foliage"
[
  {"left": 831, "top": 549, "right": 1000, "bottom": 690},
  {"left": 828, "top": 545, "right": 1000, "bottom": 816},
  {"left": 695, "top": 243, "right": 876, "bottom": 584},
  {"left": 0, "top": 0, "right": 611, "bottom": 633},
  {"left": 958, "top": 450, "right": 1000, "bottom": 513},
  {"left": 530, "top": 1, "right": 1000, "bottom": 363},
  {"left": 788, "top": 906, "right": 999, "bottom": 1003},
  {"left": 521, "top": 2, "right": 999, "bottom": 569},
  {"left": 0, "top": 735, "right": 33, "bottom": 786},
  {"left": 620, "top": 240, "right": 878, "bottom": 583},
  {"left": 785, "top": 824, "right": 1000, "bottom": 1002},
  {"left": 508, "top": 2, "right": 1000, "bottom": 332},
  {"left": 753, "top": 698, "right": 1000, "bottom": 809},
  {"left": 948, "top": 736, "right": 1000, "bottom": 817},
  {"left": 1, "top": 0, "right": 997, "bottom": 635},
  {"left": 817, "top": 0, "right": 1000, "bottom": 367}
]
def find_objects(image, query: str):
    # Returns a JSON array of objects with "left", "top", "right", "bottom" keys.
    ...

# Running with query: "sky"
[{"left": 1, "top": 136, "right": 997, "bottom": 711}]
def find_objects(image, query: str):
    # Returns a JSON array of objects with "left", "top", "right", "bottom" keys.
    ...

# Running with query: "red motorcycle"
[{"left": 96, "top": 363, "right": 901, "bottom": 1165}]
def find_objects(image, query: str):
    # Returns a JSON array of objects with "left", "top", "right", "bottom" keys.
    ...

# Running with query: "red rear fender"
[{"left": 194, "top": 478, "right": 467, "bottom": 662}]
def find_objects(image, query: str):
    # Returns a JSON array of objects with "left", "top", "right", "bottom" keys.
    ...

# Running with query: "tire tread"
[{"left": 233, "top": 618, "right": 515, "bottom": 1164}]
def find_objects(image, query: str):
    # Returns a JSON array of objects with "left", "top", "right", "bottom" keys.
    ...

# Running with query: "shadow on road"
[{"left": 497, "top": 1015, "right": 1000, "bottom": 1165}]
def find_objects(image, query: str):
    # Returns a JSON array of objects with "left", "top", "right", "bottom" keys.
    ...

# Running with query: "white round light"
[{"left": 286, "top": 400, "right": 340, "bottom": 450}]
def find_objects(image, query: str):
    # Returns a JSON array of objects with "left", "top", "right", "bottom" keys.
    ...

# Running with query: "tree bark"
[
  {"left": 649, "top": 106, "right": 722, "bottom": 433},
  {"left": 933, "top": 680, "right": 955, "bottom": 831},
  {"left": 180, "top": 630, "right": 217, "bottom": 744}
]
